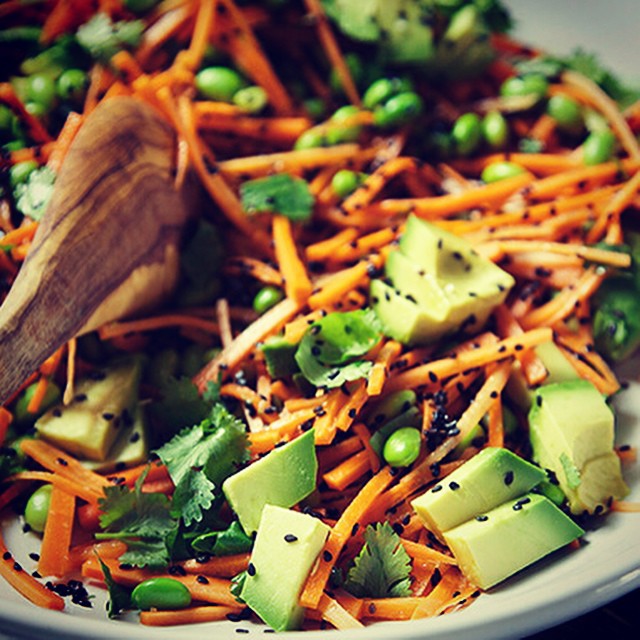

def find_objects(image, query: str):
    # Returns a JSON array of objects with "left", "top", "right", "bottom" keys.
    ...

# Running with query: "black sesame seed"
[
  {"left": 504, "top": 470, "right": 514, "bottom": 486},
  {"left": 449, "top": 481, "right": 460, "bottom": 490},
  {"left": 322, "top": 550, "right": 333, "bottom": 562},
  {"left": 247, "top": 562, "right": 256, "bottom": 576},
  {"left": 476, "top": 515, "right": 489, "bottom": 522},
  {"left": 431, "top": 484, "right": 443, "bottom": 493},
  {"left": 3, "top": 551, "right": 11, "bottom": 561},
  {"left": 196, "top": 575, "right": 209, "bottom": 584},
  {"left": 284, "top": 534, "right": 298, "bottom": 543},
  {"left": 57, "top": 457, "right": 68, "bottom": 466}
]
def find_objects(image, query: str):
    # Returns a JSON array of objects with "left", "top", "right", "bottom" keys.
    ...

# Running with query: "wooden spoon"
[{"left": 0, "top": 96, "right": 193, "bottom": 404}]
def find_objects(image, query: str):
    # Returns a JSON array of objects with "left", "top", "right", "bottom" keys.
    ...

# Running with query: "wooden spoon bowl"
[{"left": 0, "top": 96, "right": 192, "bottom": 403}]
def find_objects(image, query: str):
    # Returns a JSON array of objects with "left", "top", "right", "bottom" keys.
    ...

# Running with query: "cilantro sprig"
[{"left": 240, "top": 173, "right": 315, "bottom": 222}]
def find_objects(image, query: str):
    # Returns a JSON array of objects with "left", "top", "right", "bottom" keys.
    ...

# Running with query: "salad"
[{"left": 0, "top": 0, "right": 639, "bottom": 633}]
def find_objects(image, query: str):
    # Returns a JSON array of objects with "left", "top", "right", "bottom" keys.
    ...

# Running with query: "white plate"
[{"left": 1, "top": 2, "right": 639, "bottom": 639}]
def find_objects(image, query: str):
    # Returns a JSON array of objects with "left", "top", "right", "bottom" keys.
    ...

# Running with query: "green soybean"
[
  {"left": 195, "top": 66, "right": 245, "bottom": 102},
  {"left": 546, "top": 94, "right": 582, "bottom": 132},
  {"left": 233, "top": 85, "right": 268, "bottom": 113},
  {"left": 327, "top": 105, "right": 362, "bottom": 144},
  {"left": 481, "top": 110, "right": 509, "bottom": 149},
  {"left": 481, "top": 160, "right": 526, "bottom": 183},
  {"left": 582, "top": 129, "right": 616, "bottom": 166},
  {"left": 26, "top": 74, "right": 56, "bottom": 110},
  {"left": 24, "top": 484, "right": 53, "bottom": 533},
  {"left": 9, "top": 160, "right": 38, "bottom": 188},
  {"left": 373, "top": 92, "right": 423, "bottom": 128},
  {"left": 57, "top": 68, "right": 88, "bottom": 102},
  {"left": 253, "top": 286, "right": 284, "bottom": 315},
  {"left": 362, "top": 77, "right": 413, "bottom": 110},
  {"left": 500, "top": 74, "right": 548, "bottom": 100},
  {"left": 382, "top": 427, "right": 422, "bottom": 468},
  {"left": 331, "top": 169, "right": 366, "bottom": 198},
  {"left": 294, "top": 127, "right": 325, "bottom": 150},
  {"left": 131, "top": 577, "right": 192, "bottom": 611},
  {"left": 452, "top": 112, "right": 482, "bottom": 156}
]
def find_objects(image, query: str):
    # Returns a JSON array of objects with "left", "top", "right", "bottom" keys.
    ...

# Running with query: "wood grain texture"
[{"left": 0, "top": 96, "right": 191, "bottom": 403}]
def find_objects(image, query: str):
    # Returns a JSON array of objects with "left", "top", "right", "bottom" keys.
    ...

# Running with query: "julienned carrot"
[
  {"left": 247, "top": 408, "right": 317, "bottom": 455},
  {"left": 352, "top": 421, "right": 380, "bottom": 474},
  {"left": 400, "top": 539, "right": 456, "bottom": 568},
  {"left": 369, "top": 171, "right": 533, "bottom": 219},
  {"left": 317, "top": 435, "right": 363, "bottom": 471},
  {"left": 140, "top": 605, "right": 244, "bottom": 626},
  {"left": 385, "top": 327, "right": 552, "bottom": 393},
  {"left": 316, "top": 593, "right": 365, "bottom": 629},
  {"left": 0, "top": 530, "right": 65, "bottom": 610},
  {"left": 0, "top": 407, "right": 11, "bottom": 444},
  {"left": 300, "top": 467, "right": 395, "bottom": 609},
  {"left": 180, "top": 553, "right": 250, "bottom": 578},
  {"left": 273, "top": 215, "right": 313, "bottom": 304},
  {"left": 410, "top": 566, "right": 477, "bottom": 619},
  {"left": 193, "top": 297, "right": 303, "bottom": 392},
  {"left": 367, "top": 340, "right": 403, "bottom": 396},
  {"left": 65, "top": 540, "right": 127, "bottom": 573},
  {"left": 7, "top": 471, "right": 102, "bottom": 505},
  {"left": 38, "top": 486, "right": 75, "bottom": 577},
  {"left": 0, "top": 220, "right": 38, "bottom": 247},
  {"left": 305, "top": 228, "right": 359, "bottom": 262},
  {"left": 322, "top": 449, "right": 371, "bottom": 491},
  {"left": 82, "top": 556, "right": 238, "bottom": 606},
  {"left": 103, "top": 460, "right": 169, "bottom": 488},
  {"left": 25, "top": 376, "right": 49, "bottom": 415},
  {"left": 610, "top": 500, "right": 640, "bottom": 512},
  {"left": 332, "top": 227, "right": 398, "bottom": 263},
  {"left": 46, "top": 111, "right": 84, "bottom": 174}
]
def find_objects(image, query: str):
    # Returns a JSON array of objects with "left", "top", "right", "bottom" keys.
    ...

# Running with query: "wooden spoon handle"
[{"left": 0, "top": 97, "right": 190, "bottom": 403}]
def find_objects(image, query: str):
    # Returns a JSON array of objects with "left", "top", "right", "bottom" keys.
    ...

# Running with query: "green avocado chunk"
[
  {"left": 371, "top": 215, "right": 514, "bottom": 345},
  {"left": 528, "top": 380, "right": 629, "bottom": 515},
  {"left": 411, "top": 447, "right": 545, "bottom": 540},
  {"left": 35, "top": 358, "right": 142, "bottom": 461},
  {"left": 222, "top": 429, "right": 317, "bottom": 535},
  {"left": 443, "top": 492, "right": 584, "bottom": 590},
  {"left": 241, "top": 504, "right": 330, "bottom": 631}
]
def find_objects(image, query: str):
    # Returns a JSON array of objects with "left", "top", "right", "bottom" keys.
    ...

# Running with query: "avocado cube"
[
  {"left": 443, "top": 492, "right": 584, "bottom": 590},
  {"left": 222, "top": 429, "right": 317, "bottom": 535},
  {"left": 241, "top": 505, "right": 330, "bottom": 631},
  {"left": 411, "top": 447, "right": 545, "bottom": 539},
  {"left": 528, "top": 379, "right": 629, "bottom": 514},
  {"left": 35, "top": 358, "right": 142, "bottom": 461}
]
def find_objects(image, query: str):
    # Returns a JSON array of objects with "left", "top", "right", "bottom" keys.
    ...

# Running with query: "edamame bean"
[
  {"left": 363, "top": 77, "right": 413, "bottom": 110},
  {"left": 294, "top": 127, "right": 325, "bottom": 150},
  {"left": 582, "top": 129, "right": 616, "bottom": 166},
  {"left": 24, "top": 102, "right": 46, "bottom": 119},
  {"left": 451, "top": 112, "right": 482, "bottom": 156},
  {"left": 233, "top": 85, "right": 268, "bottom": 113},
  {"left": 24, "top": 484, "right": 52, "bottom": 533},
  {"left": 383, "top": 427, "right": 422, "bottom": 468},
  {"left": 373, "top": 91, "right": 423, "bottom": 128},
  {"left": 9, "top": 160, "right": 38, "bottom": 188},
  {"left": 131, "top": 577, "right": 192, "bottom": 611},
  {"left": 57, "top": 69, "right": 88, "bottom": 102},
  {"left": 331, "top": 169, "right": 366, "bottom": 198},
  {"left": 481, "top": 160, "right": 526, "bottom": 183},
  {"left": 26, "top": 74, "right": 56, "bottom": 110},
  {"left": 546, "top": 94, "right": 582, "bottom": 132},
  {"left": 195, "top": 66, "right": 245, "bottom": 102},
  {"left": 481, "top": 110, "right": 508, "bottom": 149},
  {"left": 253, "top": 286, "right": 284, "bottom": 314},
  {"left": 500, "top": 74, "right": 548, "bottom": 100},
  {"left": 327, "top": 105, "right": 362, "bottom": 144}
]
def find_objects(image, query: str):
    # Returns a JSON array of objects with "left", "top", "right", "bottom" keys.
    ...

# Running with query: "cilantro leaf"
[
  {"left": 344, "top": 522, "right": 412, "bottom": 598},
  {"left": 118, "top": 538, "right": 170, "bottom": 570},
  {"left": 295, "top": 309, "right": 382, "bottom": 389},
  {"left": 13, "top": 165, "right": 55, "bottom": 220},
  {"left": 192, "top": 520, "right": 253, "bottom": 556},
  {"left": 96, "top": 554, "right": 131, "bottom": 618},
  {"left": 240, "top": 173, "right": 314, "bottom": 222},
  {"left": 154, "top": 403, "right": 249, "bottom": 526},
  {"left": 76, "top": 13, "right": 144, "bottom": 64}
]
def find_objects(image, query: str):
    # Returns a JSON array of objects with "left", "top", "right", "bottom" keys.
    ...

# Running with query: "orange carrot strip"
[
  {"left": 82, "top": 556, "right": 238, "bottom": 605},
  {"left": 411, "top": 567, "right": 477, "bottom": 619},
  {"left": 385, "top": 328, "right": 551, "bottom": 393},
  {"left": 486, "top": 390, "right": 504, "bottom": 448},
  {"left": 0, "top": 530, "right": 65, "bottom": 610},
  {"left": 99, "top": 313, "right": 220, "bottom": 339},
  {"left": 248, "top": 409, "right": 317, "bottom": 455},
  {"left": 47, "top": 111, "right": 84, "bottom": 173},
  {"left": 0, "top": 221, "right": 38, "bottom": 247},
  {"left": 140, "top": 605, "right": 244, "bottom": 626},
  {"left": 400, "top": 539, "right": 456, "bottom": 567},
  {"left": 0, "top": 407, "right": 13, "bottom": 444},
  {"left": 38, "top": 486, "right": 75, "bottom": 577},
  {"left": 352, "top": 421, "right": 380, "bottom": 474},
  {"left": 181, "top": 0, "right": 216, "bottom": 71},
  {"left": 305, "top": 228, "right": 359, "bottom": 262},
  {"left": 180, "top": 553, "right": 250, "bottom": 578},
  {"left": 103, "top": 460, "right": 169, "bottom": 488},
  {"left": 19, "top": 439, "right": 108, "bottom": 501},
  {"left": 317, "top": 435, "right": 363, "bottom": 471},
  {"left": 25, "top": 376, "right": 49, "bottom": 415},
  {"left": 322, "top": 449, "right": 371, "bottom": 491},
  {"left": 610, "top": 500, "right": 640, "bottom": 512},
  {"left": 65, "top": 540, "right": 127, "bottom": 573},
  {"left": 7, "top": 471, "right": 102, "bottom": 505},
  {"left": 371, "top": 171, "right": 533, "bottom": 219},
  {"left": 332, "top": 228, "right": 397, "bottom": 263},
  {"left": 367, "top": 340, "right": 403, "bottom": 396},
  {"left": 300, "top": 467, "right": 396, "bottom": 609},
  {"left": 273, "top": 215, "right": 313, "bottom": 304},
  {"left": 225, "top": 257, "right": 284, "bottom": 286},
  {"left": 316, "top": 592, "right": 365, "bottom": 629},
  {"left": 308, "top": 256, "right": 383, "bottom": 310},
  {"left": 193, "top": 297, "right": 303, "bottom": 392},
  {"left": 361, "top": 597, "right": 424, "bottom": 620}
]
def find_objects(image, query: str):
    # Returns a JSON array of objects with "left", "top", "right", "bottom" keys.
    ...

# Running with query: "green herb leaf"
[
  {"left": 76, "top": 13, "right": 144, "bottom": 64},
  {"left": 154, "top": 403, "right": 249, "bottom": 526},
  {"left": 96, "top": 554, "right": 131, "bottom": 618},
  {"left": 13, "top": 165, "right": 55, "bottom": 220},
  {"left": 192, "top": 520, "right": 254, "bottom": 556},
  {"left": 240, "top": 173, "right": 314, "bottom": 222},
  {"left": 344, "top": 522, "right": 412, "bottom": 598},
  {"left": 295, "top": 309, "right": 382, "bottom": 388},
  {"left": 118, "top": 538, "right": 170, "bottom": 570}
]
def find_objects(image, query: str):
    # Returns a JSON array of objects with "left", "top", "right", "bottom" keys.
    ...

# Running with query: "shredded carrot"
[
  {"left": 0, "top": 530, "right": 65, "bottom": 610},
  {"left": 273, "top": 215, "right": 313, "bottom": 304},
  {"left": 317, "top": 592, "right": 365, "bottom": 629},
  {"left": 38, "top": 486, "right": 75, "bottom": 577},
  {"left": 140, "top": 605, "right": 244, "bottom": 626},
  {"left": 0, "top": 407, "right": 13, "bottom": 445},
  {"left": 180, "top": 553, "right": 250, "bottom": 578},
  {"left": 323, "top": 449, "right": 371, "bottom": 491},
  {"left": 99, "top": 313, "right": 220, "bottom": 339}
]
